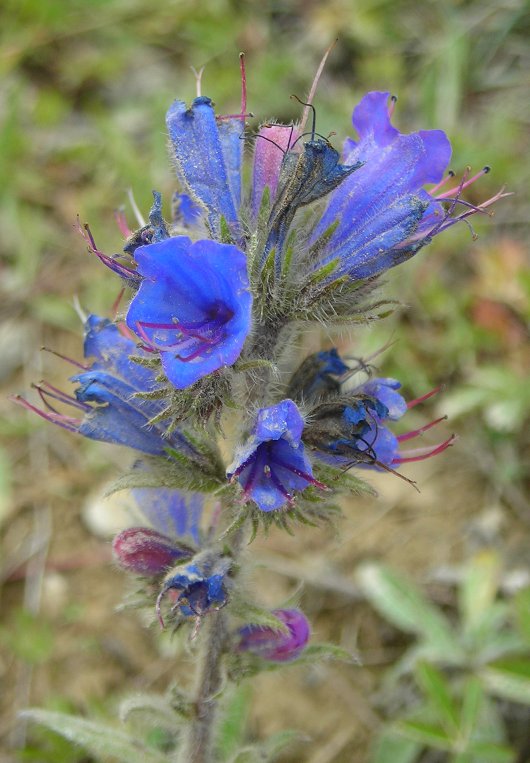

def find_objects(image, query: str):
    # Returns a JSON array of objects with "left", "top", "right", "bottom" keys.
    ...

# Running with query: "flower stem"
[{"left": 178, "top": 608, "right": 228, "bottom": 763}]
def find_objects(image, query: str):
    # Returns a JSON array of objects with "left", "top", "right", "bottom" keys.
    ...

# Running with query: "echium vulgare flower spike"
[
  {"left": 13, "top": 315, "right": 197, "bottom": 458},
  {"left": 311, "top": 91, "right": 504, "bottom": 281},
  {"left": 227, "top": 400, "right": 327, "bottom": 511},
  {"left": 236, "top": 609, "right": 310, "bottom": 662},
  {"left": 126, "top": 236, "right": 252, "bottom": 389},
  {"left": 113, "top": 488, "right": 203, "bottom": 576}
]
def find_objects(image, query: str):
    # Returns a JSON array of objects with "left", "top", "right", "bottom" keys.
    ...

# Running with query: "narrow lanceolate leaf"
[
  {"left": 480, "top": 658, "right": 530, "bottom": 705},
  {"left": 356, "top": 563, "right": 461, "bottom": 658},
  {"left": 415, "top": 662, "right": 459, "bottom": 734},
  {"left": 459, "top": 551, "right": 501, "bottom": 637},
  {"left": 394, "top": 720, "right": 453, "bottom": 752},
  {"left": 22, "top": 709, "right": 167, "bottom": 763},
  {"left": 216, "top": 684, "right": 252, "bottom": 760}
]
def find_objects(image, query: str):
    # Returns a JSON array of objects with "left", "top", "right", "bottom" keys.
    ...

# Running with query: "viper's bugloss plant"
[{"left": 14, "top": 52, "right": 505, "bottom": 763}]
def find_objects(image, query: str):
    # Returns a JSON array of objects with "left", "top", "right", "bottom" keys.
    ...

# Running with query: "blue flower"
[
  {"left": 310, "top": 91, "right": 501, "bottom": 280},
  {"left": 236, "top": 608, "right": 310, "bottom": 662},
  {"left": 166, "top": 96, "right": 243, "bottom": 240},
  {"left": 305, "top": 367, "right": 455, "bottom": 473},
  {"left": 126, "top": 236, "right": 252, "bottom": 389},
  {"left": 227, "top": 400, "right": 326, "bottom": 511},
  {"left": 14, "top": 315, "right": 196, "bottom": 457},
  {"left": 157, "top": 554, "right": 230, "bottom": 624}
]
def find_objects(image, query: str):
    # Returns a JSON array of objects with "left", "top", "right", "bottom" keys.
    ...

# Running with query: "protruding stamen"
[
  {"left": 299, "top": 38, "right": 337, "bottom": 132},
  {"left": 33, "top": 381, "right": 90, "bottom": 412},
  {"left": 397, "top": 415, "right": 447, "bottom": 443},
  {"left": 239, "top": 52, "right": 247, "bottom": 118},
  {"left": 267, "top": 465, "right": 294, "bottom": 504},
  {"left": 436, "top": 166, "right": 490, "bottom": 200},
  {"left": 374, "top": 459, "right": 420, "bottom": 492},
  {"left": 126, "top": 188, "right": 146, "bottom": 227},
  {"left": 11, "top": 395, "right": 80, "bottom": 433},
  {"left": 191, "top": 64, "right": 205, "bottom": 98},
  {"left": 393, "top": 434, "right": 456, "bottom": 464},
  {"left": 291, "top": 94, "right": 316, "bottom": 140},
  {"left": 76, "top": 218, "right": 139, "bottom": 282},
  {"left": 407, "top": 385, "right": 443, "bottom": 409},
  {"left": 269, "top": 456, "right": 328, "bottom": 491},
  {"left": 428, "top": 170, "right": 455, "bottom": 196},
  {"left": 112, "top": 287, "right": 125, "bottom": 319},
  {"left": 40, "top": 346, "right": 89, "bottom": 371},
  {"left": 388, "top": 94, "right": 397, "bottom": 118},
  {"left": 114, "top": 208, "right": 132, "bottom": 237}
]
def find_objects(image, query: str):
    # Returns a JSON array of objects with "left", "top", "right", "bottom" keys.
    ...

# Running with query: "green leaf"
[
  {"left": 217, "top": 684, "right": 252, "bottom": 760},
  {"left": 394, "top": 720, "right": 453, "bottom": 752},
  {"left": 480, "top": 658, "right": 530, "bottom": 705},
  {"left": 459, "top": 677, "right": 484, "bottom": 741},
  {"left": 357, "top": 564, "right": 460, "bottom": 658},
  {"left": 514, "top": 587, "right": 530, "bottom": 645},
  {"left": 415, "top": 663, "right": 458, "bottom": 734},
  {"left": 22, "top": 710, "right": 167, "bottom": 763},
  {"left": 465, "top": 741, "right": 514, "bottom": 762},
  {"left": 369, "top": 729, "right": 421, "bottom": 763},
  {"left": 300, "top": 643, "right": 360, "bottom": 665},
  {"left": 459, "top": 551, "right": 501, "bottom": 638}
]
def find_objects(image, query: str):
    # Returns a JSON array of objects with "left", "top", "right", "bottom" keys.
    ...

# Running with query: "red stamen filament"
[
  {"left": 436, "top": 166, "right": 490, "bottom": 200},
  {"left": 388, "top": 95, "right": 397, "bottom": 118},
  {"left": 40, "top": 346, "right": 89, "bottom": 371},
  {"left": 269, "top": 456, "right": 328, "bottom": 491},
  {"left": 11, "top": 395, "right": 80, "bottom": 432},
  {"left": 397, "top": 415, "right": 448, "bottom": 443},
  {"left": 394, "top": 434, "right": 456, "bottom": 464},
  {"left": 428, "top": 170, "right": 455, "bottom": 195},
  {"left": 299, "top": 39, "right": 337, "bottom": 132},
  {"left": 239, "top": 52, "right": 247, "bottom": 118},
  {"left": 407, "top": 385, "right": 442, "bottom": 409},
  {"left": 114, "top": 209, "right": 132, "bottom": 238}
]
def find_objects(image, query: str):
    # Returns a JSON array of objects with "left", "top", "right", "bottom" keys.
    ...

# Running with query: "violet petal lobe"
[
  {"left": 126, "top": 236, "right": 252, "bottom": 389},
  {"left": 237, "top": 608, "right": 310, "bottom": 662}
]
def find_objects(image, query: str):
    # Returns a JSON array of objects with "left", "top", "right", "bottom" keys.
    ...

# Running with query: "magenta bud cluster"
[{"left": 236, "top": 608, "right": 310, "bottom": 662}]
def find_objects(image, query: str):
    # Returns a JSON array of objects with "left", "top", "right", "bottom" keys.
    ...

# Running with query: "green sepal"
[
  {"left": 219, "top": 215, "right": 234, "bottom": 244},
  {"left": 106, "top": 455, "right": 223, "bottom": 496}
]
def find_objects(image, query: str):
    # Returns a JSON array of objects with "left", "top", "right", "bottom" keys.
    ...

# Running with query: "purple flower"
[
  {"left": 13, "top": 315, "right": 196, "bottom": 457},
  {"left": 236, "top": 608, "right": 310, "bottom": 662},
  {"left": 126, "top": 236, "right": 252, "bottom": 389},
  {"left": 227, "top": 400, "right": 326, "bottom": 511},
  {"left": 113, "top": 527, "right": 193, "bottom": 576},
  {"left": 113, "top": 488, "right": 203, "bottom": 576},
  {"left": 311, "top": 91, "right": 503, "bottom": 280}
]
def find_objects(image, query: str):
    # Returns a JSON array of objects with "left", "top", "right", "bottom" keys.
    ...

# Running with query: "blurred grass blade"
[
  {"left": 459, "top": 551, "right": 501, "bottom": 637},
  {"left": 480, "top": 659, "right": 530, "bottom": 705}
]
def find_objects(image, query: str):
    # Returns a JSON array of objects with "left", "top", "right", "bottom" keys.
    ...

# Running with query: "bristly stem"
[
  {"left": 177, "top": 609, "right": 228, "bottom": 763},
  {"left": 177, "top": 525, "right": 247, "bottom": 763}
]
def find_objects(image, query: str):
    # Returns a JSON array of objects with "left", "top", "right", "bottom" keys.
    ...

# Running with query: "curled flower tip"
[{"left": 236, "top": 609, "right": 310, "bottom": 662}]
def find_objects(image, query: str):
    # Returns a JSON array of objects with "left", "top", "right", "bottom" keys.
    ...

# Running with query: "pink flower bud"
[{"left": 112, "top": 527, "right": 193, "bottom": 576}]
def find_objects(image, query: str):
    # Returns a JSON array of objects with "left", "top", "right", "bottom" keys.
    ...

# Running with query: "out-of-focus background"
[{"left": 1, "top": 1, "right": 529, "bottom": 761}]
